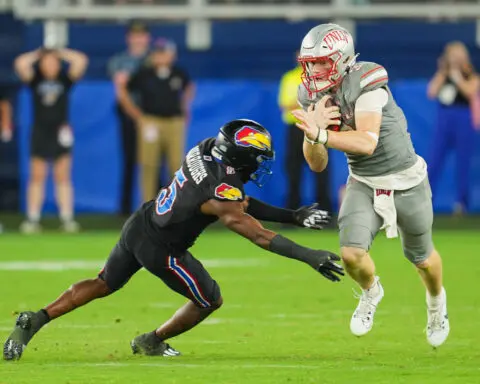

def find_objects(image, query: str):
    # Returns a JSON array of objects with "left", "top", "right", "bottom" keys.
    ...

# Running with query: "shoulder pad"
[
  {"left": 348, "top": 61, "right": 389, "bottom": 92},
  {"left": 340, "top": 62, "right": 389, "bottom": 103}
]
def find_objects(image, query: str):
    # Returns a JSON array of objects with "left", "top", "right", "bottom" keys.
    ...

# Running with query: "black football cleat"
[
  {"left": 3, "top": 311, "right": 47, "bottom": 361},
  {"left": 130, "top": 332, "right": 181, "bottom": 357}
]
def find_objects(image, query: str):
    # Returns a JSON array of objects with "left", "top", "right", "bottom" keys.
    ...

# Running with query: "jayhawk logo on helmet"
[
  {"left": 234, "top": 126, "right": 271, "bottom": 151},
  {"left": 214, "top": 183, "right": 243, "bottom": 201}
]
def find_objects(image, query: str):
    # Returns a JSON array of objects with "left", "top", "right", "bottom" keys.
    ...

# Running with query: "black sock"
[
  {"left": 151, "top": 330, "right": 163, "bottom": 343},
  {"left": 38, "top": 309, "right": 51, "bottom": 324},
  {"left": 26, "top": 309, "right": 51, "bottom": 335}
]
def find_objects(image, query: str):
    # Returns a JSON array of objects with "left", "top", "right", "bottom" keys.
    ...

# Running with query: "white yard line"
[
  {"left": 0, "top": 259, "right": 269, "bottom": 271},
  {"left": 41, "top": 362, "right": 323, "bottom": 370}
]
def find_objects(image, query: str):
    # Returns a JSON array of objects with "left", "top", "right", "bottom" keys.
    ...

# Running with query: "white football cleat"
[
  {"left": 350, "top": 276, "right": 384, "bottom": 336},
  {"left": 426, "top": 288, "right": 450, "bottom": 348},
  {"left": 19, "top": 220, "right": 41, "bottom": 234},
  {"left": 60, "top": 220, "right": 80, "bottom": 233}
]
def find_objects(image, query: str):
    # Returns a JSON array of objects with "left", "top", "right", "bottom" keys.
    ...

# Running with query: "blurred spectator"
[
  {"left": 0, "top": 84, "right": 13, "bottom": 233},
  {"left": 0, "top": 85, "right": 13, "bottom": 143},
  {"left": 427, "top": 41, "right": 480, "bottom": 215},
  {"left": 14, "top": 47, "right": 88, "bottom": 233},
  {"left": 108, "top": 21, "right": 151, "bottom": 215},
  {"left": 118, "top": 38, "right": 194, "bottom": 202},
  {"left": 278, "top": 53, "right": 332, "bottom": 212}
]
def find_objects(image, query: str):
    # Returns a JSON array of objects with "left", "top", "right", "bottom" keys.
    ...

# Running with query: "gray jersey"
[{"left": 298, "top": 61, "right": 417, "bottom": 177}]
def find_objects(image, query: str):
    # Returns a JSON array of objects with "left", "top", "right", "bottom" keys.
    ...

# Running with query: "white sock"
[
  {"left": 60, "top": 212, "right": 73, "bottom": 223},
  {"left": 365, "top": 276, "right": 380, "bottom": 296},
  {"left": 427, "top": 287, "right": 445, "bottom": 309},
  {"left": 28, "top": 211, "right": 41, "bottom": 223}
]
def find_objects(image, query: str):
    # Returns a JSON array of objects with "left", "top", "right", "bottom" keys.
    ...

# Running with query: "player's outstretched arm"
[
  {"left": 201, "top": 199, "right": 344, "bottom": 282},
  {"left": 243, "top": 197, "right": 330, "bottom": 230}
]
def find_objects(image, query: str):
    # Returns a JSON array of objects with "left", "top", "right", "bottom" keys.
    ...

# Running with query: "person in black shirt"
[
  {"left": 4, "top": 119, "right": 343, "bottom": 361},
  {"left": 427, "top": 41, "right": 480, "bottom": 215},
  {"left": 14, "top": 47, "right": 88, "bottom": 233},
  {"left": 119, "top": 37, "right": 195, "bottom": 203}
]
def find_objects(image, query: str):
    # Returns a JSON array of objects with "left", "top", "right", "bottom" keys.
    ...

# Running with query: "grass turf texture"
[{"left": 1, "top": 229, "right": 479, "bottom": 384}]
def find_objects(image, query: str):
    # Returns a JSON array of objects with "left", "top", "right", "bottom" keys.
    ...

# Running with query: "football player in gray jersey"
[{"left": 292, "top": 23, "right": 449, "bottom": 347}]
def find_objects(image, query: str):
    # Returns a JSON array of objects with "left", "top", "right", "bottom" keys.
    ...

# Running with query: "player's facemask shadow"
[{"left": 250, "top": 155, "right": 275, "bottom": 188}]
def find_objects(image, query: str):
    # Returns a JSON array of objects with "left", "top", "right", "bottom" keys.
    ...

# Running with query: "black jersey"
[
  {"left": 142, "top": 138, "right": 245, "bottom": 250},
  {"left": 28, "top": 68, "right": 74, "bottom": 127}
]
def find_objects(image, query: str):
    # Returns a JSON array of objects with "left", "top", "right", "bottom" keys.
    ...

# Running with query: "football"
[
  {"left": 324, "top": 97, "right": 355, "bottom": 132},
  {"left": 325, "top": 97, "right": 342, "bottom": 132}
]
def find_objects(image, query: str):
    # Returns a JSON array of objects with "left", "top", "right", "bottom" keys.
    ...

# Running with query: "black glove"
[
  {"left": 269, "top": 234, "right": 344, "bottom": 282},
  {"left": 293, "top": 203, "right": 331, "bottom": 230},
  {"left": 307, "top": 250, "right": 345, "bottom": 282}
]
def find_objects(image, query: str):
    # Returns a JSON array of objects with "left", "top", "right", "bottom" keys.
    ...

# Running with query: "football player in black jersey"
[{"left": 4, "top": 119, "right": 344, "bottom": 361}]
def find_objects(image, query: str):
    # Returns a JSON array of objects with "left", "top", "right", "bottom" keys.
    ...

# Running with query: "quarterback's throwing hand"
[
  {"left": 293, "top": 203, "right": 331, "bottom": 230},
  {"left": 292, "top": 95, "right": 341, "bottom": 141}
]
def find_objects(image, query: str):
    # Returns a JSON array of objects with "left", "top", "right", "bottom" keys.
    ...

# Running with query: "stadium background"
[
  {"left": 0, "top": 9, "right": 479, "bottom": 215},
  {"left": 1, "top": 3, "right": 480, "bottom": 384}
]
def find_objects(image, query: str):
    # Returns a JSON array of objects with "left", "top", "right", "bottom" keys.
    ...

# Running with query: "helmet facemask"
[
  {"left": 299, "top": 54, "right": 339, "bottom": 94},
  {"left": 299, "top": 51, "right": 357, "bottom": 96},
  {"left": 249, "top": 154, "right": 275, "bottom": 188}
]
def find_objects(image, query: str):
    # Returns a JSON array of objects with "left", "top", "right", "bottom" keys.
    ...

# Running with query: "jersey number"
[{"left": 155, "top": 169, "right": 188, "bottom": 215}]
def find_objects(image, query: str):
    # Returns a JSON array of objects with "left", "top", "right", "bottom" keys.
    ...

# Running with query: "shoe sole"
[
  {"left": 3, "top": 313, "right": 33, "bottom": 361},
  {"left": 3, "top": 338, "right": 24, "bottom": 361}
]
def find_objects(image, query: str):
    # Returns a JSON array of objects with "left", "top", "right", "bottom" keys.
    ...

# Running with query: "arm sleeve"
[
  {"left": 246, "top": 197, "right": 294, "bottom": 224},
  {"left": 269, "top": 234, "right": 331, "bottom": 269},
  {"left": 355, "top": 88, "right": 389, "bottom": 114}
]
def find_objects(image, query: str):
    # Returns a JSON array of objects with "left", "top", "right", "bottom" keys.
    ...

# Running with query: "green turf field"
[{"left": 1, "top": 229, "right": 479, "bottom": 384}]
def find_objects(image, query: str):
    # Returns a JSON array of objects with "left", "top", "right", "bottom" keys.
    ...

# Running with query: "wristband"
[{"left": 304, "top": 127, "right": 328, "bottom": 145}]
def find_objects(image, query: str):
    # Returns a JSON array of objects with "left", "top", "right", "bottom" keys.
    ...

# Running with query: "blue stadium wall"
[
  {"left": 17, "top": 79, "right": 480, "bottom": 214},
  {"left": 12, "top": 19, "right": 480, "bottom": 214},
  {"left": 19, "top": 20, "right": 480, "bottom": 81}
]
